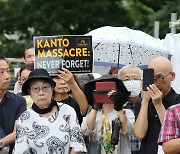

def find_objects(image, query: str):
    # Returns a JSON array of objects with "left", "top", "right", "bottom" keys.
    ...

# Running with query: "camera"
[{"left": 111, "top": 117, "right": 121, "bottom": 145}]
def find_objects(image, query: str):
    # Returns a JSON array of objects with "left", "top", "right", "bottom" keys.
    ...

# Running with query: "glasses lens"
[
  {"left": 31, "top": 85, "right": 51, "bottom": 93},
  {"left": 20, "top": 78, "right": 26, "bottom": 82},
  {"left": 31, "top": 87, "right": 40, "bottom": 93},
  {"left": 42, "top": 85, "right": 51, "bottom": 92},
  {"left": 155, "top": 72, "right": 171, "bottom": 83}
]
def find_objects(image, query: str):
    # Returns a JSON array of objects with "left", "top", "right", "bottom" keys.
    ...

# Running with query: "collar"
[
  {"left": 162, "top": 88, "right": 178, "bottom": 109},
  {"left": 0, "top": 91, "right": 12, "bottom": 103},
  {"left": 123, "top": 101, "right": 129, "bottom": 107},
  {"left": 123, "top": 102, "right": 134, "bottom": 108},
  {"left": 5, "top": 91, "right": 12, "bottom": 99},
  {"left": 32, "top": 100, "right": 59, "bottom": 114}
]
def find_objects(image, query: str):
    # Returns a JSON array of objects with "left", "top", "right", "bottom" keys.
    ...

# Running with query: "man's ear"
[{"left": 170, "top": 72, "right": 175, "bottom": 81}]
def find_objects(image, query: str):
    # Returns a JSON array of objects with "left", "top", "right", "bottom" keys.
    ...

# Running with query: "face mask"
[{"left": 123, "top": 80, "right": 141, "bottom": 97}]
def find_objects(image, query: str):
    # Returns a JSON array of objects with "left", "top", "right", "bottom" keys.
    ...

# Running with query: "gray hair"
[{"left": 118, "top": 65, "right": 142, "bottom": 80}]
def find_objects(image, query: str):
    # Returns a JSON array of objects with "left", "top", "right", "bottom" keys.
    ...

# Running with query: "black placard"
[{"left": 34, "top": 35, "right": 93, "bottom": 76}]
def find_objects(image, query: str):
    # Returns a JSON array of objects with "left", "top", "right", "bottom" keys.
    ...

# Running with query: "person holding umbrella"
[
  {"left": 13, "top": 69, "right": 87, "bottom": 154},
  {"left": 81, "top": 74, "right": 134, "bottom": 154}
]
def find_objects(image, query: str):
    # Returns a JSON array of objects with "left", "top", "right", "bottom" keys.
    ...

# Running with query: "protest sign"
[{"left": 34, "top": 35, "right": 93, "bottom": 76}]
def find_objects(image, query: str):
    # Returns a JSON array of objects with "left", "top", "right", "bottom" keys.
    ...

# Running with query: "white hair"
[{"left": 118, "top": 65, "right": 142, "bottom": 80}]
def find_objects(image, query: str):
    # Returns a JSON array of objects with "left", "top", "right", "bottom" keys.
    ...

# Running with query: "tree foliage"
[
  {"left": 0, "top": 0, "right": 179, "bottom": 57},
  {"left": 145, "top": 0, "right": 180, "bottom": 38}
]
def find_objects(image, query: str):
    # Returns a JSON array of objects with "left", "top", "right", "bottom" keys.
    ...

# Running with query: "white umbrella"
[{"left": 85, "top": 26, "right": 171, "bottom": 68}]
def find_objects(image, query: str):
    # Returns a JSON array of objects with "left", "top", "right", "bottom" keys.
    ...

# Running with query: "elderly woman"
[{"left": 13, "top": 69, "right": 86, "bottom": 154}]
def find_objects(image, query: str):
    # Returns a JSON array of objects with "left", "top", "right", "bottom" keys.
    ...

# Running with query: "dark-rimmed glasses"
[
  {"left": 154, "top": 72, "right": 171, "bottom": 83},
  {"left": 30, "top": 85, "right": 51, "bottom": 93}
]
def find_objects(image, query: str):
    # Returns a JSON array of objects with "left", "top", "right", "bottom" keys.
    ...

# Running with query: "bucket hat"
[
  {"left": 84, "top": 74, "right": 130, "bottom": 106},
  {"left": 22, "top": 68, "right": 56, "bottom": 95}
]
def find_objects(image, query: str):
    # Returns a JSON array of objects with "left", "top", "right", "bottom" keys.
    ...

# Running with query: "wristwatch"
[{"left": 0, "top": 141, "right": 4, "bottom": 150}]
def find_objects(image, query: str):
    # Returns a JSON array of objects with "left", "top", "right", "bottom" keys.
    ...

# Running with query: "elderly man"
[
  {"left": 0, "top": 55, "right": 26, "bottom": 153},
  {"left": 118, "top": 65, "right": 142, "bottom": 154},
  {"left": 134, "top": 56, "right": 180, "bottom": 154}
]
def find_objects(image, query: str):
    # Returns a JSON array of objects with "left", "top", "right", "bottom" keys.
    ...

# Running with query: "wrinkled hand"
[
  {"left": 110, "top": 91, "right": 129, "bottom": 111},
  {"left": 147, "top": 84, "right": 163, "bottom": 106}
]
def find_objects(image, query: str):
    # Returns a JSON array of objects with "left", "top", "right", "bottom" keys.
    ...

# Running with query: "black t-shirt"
[
  {"left": 134, "top": 88, "right": 180, "bottom": 154},
  {"left": 60, "top": 96, "right": 83, "bottom": 125}
]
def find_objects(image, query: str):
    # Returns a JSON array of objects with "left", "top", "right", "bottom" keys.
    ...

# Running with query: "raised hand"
[
  {"left": 147, "top": 84, "right": 163, "bottom": 106},
  {"left": 110, "top": 91, "right": 129, "bottom": 111}
]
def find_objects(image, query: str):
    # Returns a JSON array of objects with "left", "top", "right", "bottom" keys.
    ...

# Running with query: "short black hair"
[
  {"left": 19, "top": 63, "right": 34, "bottom": 77},
  {"left": 23, "top": 43, "right": 34, "bottom": 58},
  {"left": 0, "top": 54, "right": 5, "bottom": 60}
]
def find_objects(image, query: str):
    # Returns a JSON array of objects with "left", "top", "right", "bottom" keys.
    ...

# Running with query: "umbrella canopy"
[{"left": 85, "top": 26, "right": 171, "bottom": 68}]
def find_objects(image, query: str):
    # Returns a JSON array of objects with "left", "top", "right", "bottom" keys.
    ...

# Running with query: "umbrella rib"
[
  {"left": 117, "top": 43, "right": 120, "bottom": 68},
  {"left": 129, "top": 44, "right": 134, "bottom": 66},
  {"left": 93, "top": 42, "right": 100, "bottom": 50}
]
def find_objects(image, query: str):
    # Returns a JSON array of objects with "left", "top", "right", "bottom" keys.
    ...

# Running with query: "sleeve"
[
  {"left": 158, "top": 108, "right": 176, "bottom": 145},
  {"left": 123, "top": 109, "right": 135, "bottom": 134},
  {"left": 13, "top": 120, "right": 29, "bottom": 154},
  {"left": 81, "top": 117, "right": 92, "bottom": 136},
  {"left": 69, "top": 107, "right": 87, "bottom": 152},
  {"left": 15, "top": 96, "right": 27, "bottom": 120}
]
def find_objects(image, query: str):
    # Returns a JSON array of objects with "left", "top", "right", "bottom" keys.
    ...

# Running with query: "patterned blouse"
[{"left": 13, "top": 103, "right": 87, "bottom": 154}]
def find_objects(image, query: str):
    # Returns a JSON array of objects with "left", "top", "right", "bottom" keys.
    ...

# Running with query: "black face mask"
[{"left": 32, "top": 100, "right": 58, "bottom": 114}]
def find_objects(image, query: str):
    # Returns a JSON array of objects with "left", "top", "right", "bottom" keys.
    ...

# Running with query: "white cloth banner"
[{"left": 163, "top": 33, "right": 180, "bottom": 93}]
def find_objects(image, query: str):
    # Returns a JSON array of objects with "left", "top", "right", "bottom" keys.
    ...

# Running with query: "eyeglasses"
[
  {"left": 123, "top": 79, "right": 141, "bottom": 84},
  {"left": 20, "top": 77, "right": 27, "bottom": 82},
  {"left": 154, "top": 72, "right": 171, "bottom": 83},
  {"left": 30, "top": 85, "right": 51, "bottom": 93}
]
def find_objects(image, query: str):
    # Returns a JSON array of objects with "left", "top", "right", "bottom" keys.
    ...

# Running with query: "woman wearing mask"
[
  {"left": 118, "top": 65, "right": 142, "bottom": 154},
  {"left": 13, "top": 69, "right": 86, "bottom": 154}
]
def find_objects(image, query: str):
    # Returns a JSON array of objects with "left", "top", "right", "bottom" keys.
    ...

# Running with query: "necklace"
[{"left": 32, "top": 100, "right": 58, "bottom": 114}]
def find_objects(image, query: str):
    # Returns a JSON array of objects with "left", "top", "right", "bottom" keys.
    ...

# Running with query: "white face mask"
[{"left": 123, "top": 80, "right": 141, "bottom": 97}]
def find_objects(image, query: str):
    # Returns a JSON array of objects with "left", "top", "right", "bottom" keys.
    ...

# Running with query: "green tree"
[
  {"left": 146, "top": 0, "right": 180, "bottom": 38},
  {"left": 0, "top": 0, "right": 152, "bottom": 57},
  {"left": 0, "top": 0, "right": 179, "bottom": 57}
]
